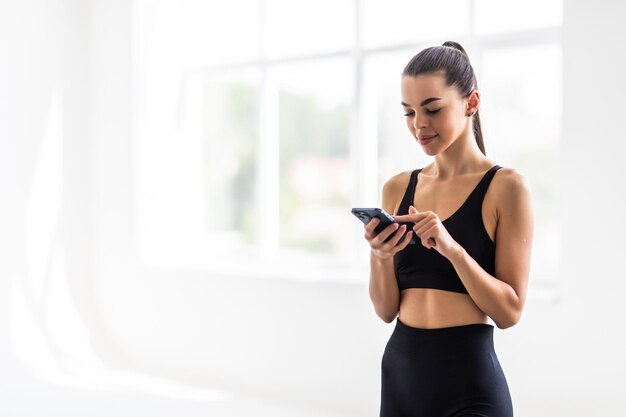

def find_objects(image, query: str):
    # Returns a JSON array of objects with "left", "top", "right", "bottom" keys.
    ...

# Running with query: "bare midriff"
[{"left": 398, "top": 288, "right": 490, "bottom": 329}]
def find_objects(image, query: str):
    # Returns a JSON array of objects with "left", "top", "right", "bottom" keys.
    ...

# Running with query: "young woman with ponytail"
[{"left": 363, "top": 41, "right": 534, "bottom": 416}]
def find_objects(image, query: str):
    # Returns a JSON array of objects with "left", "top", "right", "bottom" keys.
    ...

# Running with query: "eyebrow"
[{"left": 401, "top": 97, "right": 441, "bottom": 107}]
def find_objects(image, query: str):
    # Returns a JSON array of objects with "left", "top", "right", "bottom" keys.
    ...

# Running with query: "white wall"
[
  {"left": 2, "top": 0, "right": 626, "bottom": 416},
  {"left": 0, "top": 0, "right": 93, "bottom": 358}
]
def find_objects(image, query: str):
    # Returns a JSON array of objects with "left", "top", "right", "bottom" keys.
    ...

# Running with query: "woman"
[{"left": 364, "top": 41, "right": 534, "bottom": 416}]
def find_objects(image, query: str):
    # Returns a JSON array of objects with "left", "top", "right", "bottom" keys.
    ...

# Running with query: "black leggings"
[{"left": 380, "top": 317, "right": 513, "bottom": 417}]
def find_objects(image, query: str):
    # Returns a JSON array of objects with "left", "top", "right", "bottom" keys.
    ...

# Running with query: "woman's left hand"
[{"left": 393, "top": 205, "right": 461, "bottom": 259}]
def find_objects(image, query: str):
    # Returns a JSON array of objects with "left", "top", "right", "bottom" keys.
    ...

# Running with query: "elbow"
[
  {"left": 495, "top": 291, "right": 524, "bottom": 329},
  {"left": 382, "top": 313, "right": 398, "bottom": 324},
  {"left": 370, "top": 296, "right": 399, "bottom": 324},
  {"left": 495, "top": 319, "right": 516, "bottom": 330},
  {"left": 495, "top": 309, "right": 522, "bottom": 330},
  {"left": 376, "top": 308, "right": 398, "bottom": 324}
]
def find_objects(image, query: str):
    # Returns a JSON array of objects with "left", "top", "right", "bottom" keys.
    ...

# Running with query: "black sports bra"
[{"left": 394, "top": 165, "right": 502, "bottom": 294}]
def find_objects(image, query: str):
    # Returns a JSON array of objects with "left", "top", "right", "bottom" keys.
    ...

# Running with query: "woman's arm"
[
  {"left": 368, "top": 174, "right": 405, "bottom": 323},
  {"left": 448, "top": 169, "right": 534, "bottom": 329}
]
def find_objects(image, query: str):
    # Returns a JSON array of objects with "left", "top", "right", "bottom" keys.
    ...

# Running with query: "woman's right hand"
[{"left": 364, "top": 218, "right": 413, "bottom": 260}]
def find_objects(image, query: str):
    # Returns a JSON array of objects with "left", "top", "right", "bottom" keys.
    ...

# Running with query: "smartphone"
[{"left": 351, "top": 207, "right": 416, "bottom": 244}]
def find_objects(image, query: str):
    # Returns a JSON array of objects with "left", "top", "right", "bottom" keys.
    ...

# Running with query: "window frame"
[{"left": 132, "top": 0, "right": 563, "bottom": 303}]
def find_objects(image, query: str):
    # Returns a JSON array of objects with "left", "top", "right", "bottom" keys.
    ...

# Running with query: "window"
[{"left": 132, "top": 0, "right": 563, "bottom": 296}]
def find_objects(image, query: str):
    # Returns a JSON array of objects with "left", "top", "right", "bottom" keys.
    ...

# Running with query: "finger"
[
  {"left": 399, "top": 221, "right": 415, "bottom": 231},
  {"left": 365, "top": 220, "right": 396, "bottom": 244},
  {"left": 421, "top": 235, "right": 430, "bottom": 249},
  {"left": 364, "top": 219, "right": 378, "bottom": 241},
  {"left": 393, "top": 214, "right": 421, "bottom": 222},
  {"left": 381, "top": 225, "right": 411, "bottom": 255},
  {"left": 374, "top": 222, "right": 401, "bottom": 244},
  {"left": 364, "top": 217, "right": 380, "bottom": 233},
  {"left": 420, "top": 224, "right": 438, "bottom": 249},
  {"left": 412, "top": 217, "right": 434, "bottom": 235},
  {"left": 414, "top": 221, "right": 431, "bottom": 246},
  {"left": 393, "top": 230, "right": 413, "bottom": 252},
  {"left": 385, "top": 223, "right": 408, "bottom": 248},
  {"left": 366, "top": 217, "right": 395, "bottom": 234},
  {"left": 413, "top": 213, "right": 438, "bottom": 235}
]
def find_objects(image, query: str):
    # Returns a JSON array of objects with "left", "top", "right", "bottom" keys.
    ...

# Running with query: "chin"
[
  {"left": 418, "top": 144, "right": 439, "bottom": 156},
  {"left": 416, "top": 136, "right": 444, "bottom": 155}
]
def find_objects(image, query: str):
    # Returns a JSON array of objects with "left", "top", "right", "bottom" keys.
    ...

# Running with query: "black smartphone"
[{"left": 351, "top": 207, "right": 415, "bottom": 244}]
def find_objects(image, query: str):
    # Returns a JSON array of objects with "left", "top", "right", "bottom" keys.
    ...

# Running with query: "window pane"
[
  {"left": 264, "top": 0, "right": 354, "bottom": 59},
  {"left": 134, "top": 69, "right": 262, "bottom": 266},
  {"left": 361, "top": 0, "right": 470, "bottom": 49},
  {"left": 480, "top": 44, "right": 562, "bottom": 283},
  {"left": 183, "top": 0, "right": 262, "bottom": 67},
  {"left": 204, "top": 71, "right": 261, "bottom": 246},
  {"left": 272, "top": 59, "right": 353, "bottom": 257},
  {"left": 475, "top": 0, "right": 563, "bottom": 35}
]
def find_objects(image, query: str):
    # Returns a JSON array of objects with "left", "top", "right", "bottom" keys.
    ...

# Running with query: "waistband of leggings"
[{"left": 388, "top": 317, "right": 495, "bottom": 356}]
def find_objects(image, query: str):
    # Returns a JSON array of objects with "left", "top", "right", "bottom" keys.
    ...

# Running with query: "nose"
[{"left": 413, "top": 112, "right": 428, "bottom": 130}]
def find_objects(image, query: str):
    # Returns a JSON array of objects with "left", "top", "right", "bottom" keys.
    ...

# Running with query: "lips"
[{"left": 418, "top": 134, "right": 438, "bottom": 144}]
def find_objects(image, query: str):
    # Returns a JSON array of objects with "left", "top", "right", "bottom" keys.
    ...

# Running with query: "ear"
[{"left": 467, "top": 90, "right": 480, "bottom": 113}]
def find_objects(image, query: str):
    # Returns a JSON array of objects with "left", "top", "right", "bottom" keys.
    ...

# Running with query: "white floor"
[
  {"left": 1, "top": 363, "right": 356, "bottom": 417},
  {"left": 0, "top": 302, "right": 360, "bottom": 417},
  {"left": 1, "top": 383, "right": 356, "bottom": 417}
]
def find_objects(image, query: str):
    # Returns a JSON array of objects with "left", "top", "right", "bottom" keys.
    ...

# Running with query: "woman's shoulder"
[
  {"left": 382, "top": 168, "right": 421, "bottom": 194},
  {"left": 381, "top": 169, "right": 422, "bottom": 214},
  {"left": 490, "top": 166, "right": 533, "bottom": 212},
  {"left": 492, "top": 165, "right": 528, "bottom": 188}
]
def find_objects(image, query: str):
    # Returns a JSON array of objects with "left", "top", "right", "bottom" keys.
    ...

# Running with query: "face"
[{"left": 400, "top": 72, "right": 478, "bottom": 155}]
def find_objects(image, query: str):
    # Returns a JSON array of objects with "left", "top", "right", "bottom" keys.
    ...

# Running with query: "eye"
[{"left": 404, "top": 108, "right": 441, "bottom": 117}]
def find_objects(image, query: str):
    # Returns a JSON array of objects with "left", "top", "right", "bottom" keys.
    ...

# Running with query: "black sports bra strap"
[
  {"left": 471, "top": 165, "right": 502, "bottom": 200},
  {"left": 398, "top": 169, "right": 422, "bottom": 215}
]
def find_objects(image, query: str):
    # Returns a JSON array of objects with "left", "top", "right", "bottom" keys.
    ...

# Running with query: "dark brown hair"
[{"left": 401, "top": 41, "right": 486, "bottom": 155}]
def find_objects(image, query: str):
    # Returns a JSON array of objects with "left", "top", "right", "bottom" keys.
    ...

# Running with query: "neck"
[{"left": 429, "top": 128, "right": 490, "bottom": 180}]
